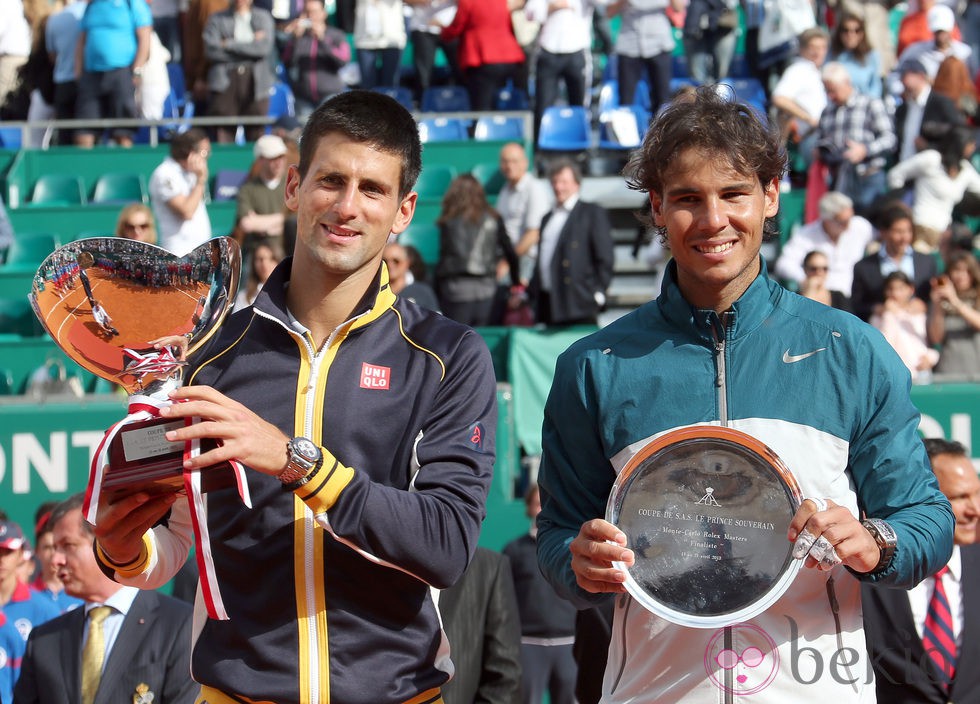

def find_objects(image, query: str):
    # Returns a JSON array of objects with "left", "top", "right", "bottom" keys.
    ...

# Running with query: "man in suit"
[
  {"left": 439, "top": 547, "right": 522, "bottom": 704},
  {"left": 851, "top": 203, "right": 937, "bottom": 321},
  {"left": 863, "top": 438, "right": 980, "bottom": 703},
  {"left": 13, "top": 494, "right": 195, "bottom": 704},
  {"left": 530, "top": 159, "right": 615, "bottom": 326},
  {"left": 893, "top": 57, "right": 964, "bottom": 164}
]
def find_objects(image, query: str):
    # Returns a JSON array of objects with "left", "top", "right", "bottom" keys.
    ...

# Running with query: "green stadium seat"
[
  {"left": 28, "top": 174, "right": 86, "bottom": 206},
  {"left": 0, "top": 297, "right": 44, "bottom": 337},
  {"left": 92, "top": 172, "right": 148, "bottom": 204},
  {"left": 0, "top": 368, "right": 14, "bottom": 395},
  {"left": 4, "top": 232, "right": 60, "bottom": 270},
  {"left": 470, "top": 163, "right": 506, "bottom": 197},
  {"left": 414, "top": 164, "right": 457, "bottom": 199},
  {"left": 398, "top": 223, "right": 440, "bottom": 269}
]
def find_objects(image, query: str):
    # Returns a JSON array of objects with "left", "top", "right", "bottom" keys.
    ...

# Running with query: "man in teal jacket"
[{"left": 536, "top": 85, "right": 953, "bottom": 703}]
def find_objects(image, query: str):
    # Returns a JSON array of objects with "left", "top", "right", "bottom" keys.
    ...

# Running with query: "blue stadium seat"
[
  {"left": 421, "top": 85, "right": 470, "bottom": 112},
  {"left": 495, "top": 85, "right": 529, "bottom": 111},
  {"left": 418, "top": 118, "right": 469, "bottom": 143},
  {"left": 213, "top": 170, "right": 248, "bottom": 201},
  {"left": 598, "top": 105, "right": 650, "bottom": 150},
  {"left": 373, "top": 86, "right": 414, "bottom": 111},
  {"left": 718, "top": 77, "right": 768, "bottom": 117},
  {"left": 537, "top": 106, "right": 591, "bottom": 152},
  {"left": 0, "top": 127, "right": 22, "bottom": 150},
  {"left": 597, "top": 80, "right": 619, "bottom": 114},
  {"left": 473, "top": 116, "right": 524, "bottom": 142},
  {"left": 166, "top": 62, "right": 187, "bottom": 106},
  {"left": 268, "top": 81, "right": 296, "bottom": 119}
]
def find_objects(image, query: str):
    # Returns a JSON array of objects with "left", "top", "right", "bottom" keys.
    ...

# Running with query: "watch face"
[{"left": 292, "top": 438, "right": 318, "bottom": 461}]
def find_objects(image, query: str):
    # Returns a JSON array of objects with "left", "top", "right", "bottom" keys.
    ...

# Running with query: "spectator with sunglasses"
[{"left": 773, "top": 191, "right": 873, "bottom": 311}]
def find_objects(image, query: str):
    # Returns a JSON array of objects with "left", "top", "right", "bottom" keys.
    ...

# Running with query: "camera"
[{"left": 298, "top": 18, "right": 312, "bottom": 30}]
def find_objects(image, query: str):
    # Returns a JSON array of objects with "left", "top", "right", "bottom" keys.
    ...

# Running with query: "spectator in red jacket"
[{"left": 441, "top": 0, "right": 524, "bottom": 111}]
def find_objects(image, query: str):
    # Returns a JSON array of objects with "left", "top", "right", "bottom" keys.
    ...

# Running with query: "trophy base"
[{"left": 104, "top": 416, "right": 239, "bottom": 496}]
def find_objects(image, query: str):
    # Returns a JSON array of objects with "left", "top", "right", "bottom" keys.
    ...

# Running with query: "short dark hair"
[
  {"left": 47, "top": 493, "right": 92, "bottom": 538},
  {"left": 298, "top": 90, "right": 422, "bottom": 199},
  {"left": 875, "top": 202, "right": 913, "bottom": 231},
  {"left": 624, "top": 85, "right": 786, "bottom": 241},
  {"left": 170, "top": 128, "right": 209, "bottom": 161},
  {"left": 923, "top": 437, "right": 968, "bottom": 460},
  {"left": 546, "top": 158, "right": 582, "bottom": 184}
]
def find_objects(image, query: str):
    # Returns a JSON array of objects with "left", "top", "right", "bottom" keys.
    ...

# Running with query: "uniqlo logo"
[{"left": 360, "top": 363, "right": 391, "bottom": 390}]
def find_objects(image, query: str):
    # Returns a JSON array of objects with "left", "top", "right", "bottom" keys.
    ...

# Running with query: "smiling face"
[
  {"left": 932, "top": 453, "right": 980, "bottom": 545},
  {"left": 650, "top": 149, "right": 779, "bottom": 313},
  {"left": 285, "top": 132, "right": 416, "bottom": 292}
]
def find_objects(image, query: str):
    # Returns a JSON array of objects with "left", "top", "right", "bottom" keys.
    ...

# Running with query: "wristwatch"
[
  {"left": 278, "top": 437, "right": 322, "bottom": 486},
  {"left": 861, "top": 518, "right": 897, "bottom": 573}
]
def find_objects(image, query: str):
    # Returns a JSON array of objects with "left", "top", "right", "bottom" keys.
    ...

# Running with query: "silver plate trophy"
[
  {"left": 29, "top": 237, "right": 241, "bottom": 496},
  {"left": 606, "top": 426, "right": 804, "bottom": 628}
]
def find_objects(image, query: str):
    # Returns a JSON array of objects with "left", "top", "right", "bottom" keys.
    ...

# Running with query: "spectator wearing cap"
[
  {"left": 0, "top": 520, "right": 60, "bottom": 645},
  {"left": 235, "top": 134, "right": 290, "bottom": 260},
  {"left": 893, "top": 5, "right": 976, "bottom": 96},
  {"left": 897, "top": 0, "right": 963, "bottom": 56},
  {"left": 894, "top": 56, "right": 965, "bottom": 163}
]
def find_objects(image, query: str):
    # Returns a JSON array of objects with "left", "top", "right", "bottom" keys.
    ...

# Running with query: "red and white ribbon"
[{"left": 83, "top": 394, "right": 251, "bottom": 621}]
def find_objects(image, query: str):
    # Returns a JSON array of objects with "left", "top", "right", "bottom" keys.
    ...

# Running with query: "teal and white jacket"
[{"left": 537, "top": 259, "right": 953, "bottom": 703}]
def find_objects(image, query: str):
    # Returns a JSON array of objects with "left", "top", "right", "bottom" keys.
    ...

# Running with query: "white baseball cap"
[
  {"left": 254, "top": 135, "right": 288, "bottom": 160},
  {"left": 927, "top": 5, "right": 955, "bottom": 33}
]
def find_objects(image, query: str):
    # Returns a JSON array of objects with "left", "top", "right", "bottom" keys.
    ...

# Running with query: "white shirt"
[
  {"left": 497, "top": 172, "right": 553, "bottom": 282},
  {"left": 407, "top": 0, "right": 456, "bottom": 34},
  {"left": 772, "top": 57, "right": 828, "bottom": 124},
  {"left": 773, "top": 215, "right": 873, "bottom": 297},
  {"left": 149, "top": 156, "right": 212, "bottom": 256},
  {"left": 895, "top": 39, "right": 975, "bottom": 85},
  {"left": 908, "top": 546, "right": 964, "bottom": 647},
  {"left": 83, "top": 586, "right": 140, "bottom": 672},
  {"left": 538, "top": 193, "right": 578, "bottom": 291},
  {"left": 898, "top": 86, "right": 928, "bottom": 163},
  {"left": 0, "top": 0, "right": 31, "bottom": 57},
  {"left": 888, "top": 151, "right": 980, "bottom": 233},
  {"left": 525, "top": 0, "right": 593, "bottom": 54}
]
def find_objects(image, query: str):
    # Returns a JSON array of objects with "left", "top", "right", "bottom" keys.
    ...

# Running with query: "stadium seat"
[
  {"left": 473, "top": 116, "right": 524, "bottom": 142},
  {"left": 598, "top": 105, "right": 650, "bottom": 150},
  {"left": 92, "top": 172, "right": 148, "bottom": 205},
  {"left": 718, "top": 78, "right": 768, "bottom": 117},
  {"left": 0, "top": 127, "right": 22, "bottom": 150},
  {"left": 421, "top": 85, "right": 471, "bottom": 112},
  {"left": 28, "top": 174, "right": 86, "bottom": 206},
  {"left": 0, "top": 298, "right": 44, "bottom": 337},
  {"left": 0, "top": 367, "right": 14, "bottom": 394},
  {"left": 373, "top": 86, "right": 414, "bottom": 111},
  {"left": 398, "top": 223, "right": 440, "bottom": 268},
  {"left": 213, "top": 170, "right": 248, "bottom": 201},
  {"left": 166, "top": 62, "right": 187, "bottom": 106},
  {"left": 418, "top": 118, "right": 468, "bottom": 143},
  {"left": 537, "top": 106, "right": 591, "bottom": 152},
  {"left": 597, "top": 80, "right": 619, "bottom": 114},
  {"left": 413, "top": 164, "right": 457, "bottom": 199},
  {"left": 268, "top": 81, "right": 296, "bottom": 119},
  {"left": 470, "top": 162, "right": 506, "bottom": 197},
  {"left": 3, "top": 232, "right": 61, "bottom": 270},
  {"left": 495, "top": 86, "right": 529, "bottom": 111}
]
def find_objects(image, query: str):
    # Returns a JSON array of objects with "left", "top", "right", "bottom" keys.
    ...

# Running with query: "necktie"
[
  {"left": 922, "top": 566, "right": 956, "bottom": 688},
  {"left": 81, "top": 606, "right": 113, "bottom": 704}
]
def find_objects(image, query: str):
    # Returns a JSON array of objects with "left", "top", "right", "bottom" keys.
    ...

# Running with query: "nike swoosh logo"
[{"left": 782, "top": 348, "right": 827, "bottom": 363}]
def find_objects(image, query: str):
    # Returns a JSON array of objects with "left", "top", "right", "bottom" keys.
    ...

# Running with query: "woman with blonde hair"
[{"left": 114, "top": 203, "right": 157, "bottom": 243}]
